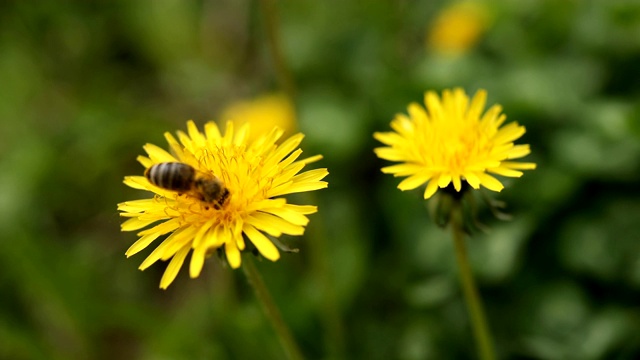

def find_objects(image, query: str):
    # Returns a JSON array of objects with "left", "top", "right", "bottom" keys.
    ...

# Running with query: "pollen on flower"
[
  {"left": 374, "top": 88, "right": 536, "bottom": 200},
  {"left": 118, "top": 120, "right": 328, "bottom": 289}
]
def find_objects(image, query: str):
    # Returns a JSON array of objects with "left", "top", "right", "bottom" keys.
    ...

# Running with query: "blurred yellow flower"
[
  {"left": 220, "top": 93, "right": 296, "bottom": 141},
  {"left": 118, "top": 120, "right": 328, "bottom": 289},
  {"left": 374, "top": 88, "right": 536, "bottom": 199},
  {"left": 427, "top": 1, "right": 490, "bottom": 55}
]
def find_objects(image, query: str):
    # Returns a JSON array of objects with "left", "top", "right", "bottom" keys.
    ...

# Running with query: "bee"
[{"left": 145, "top": 162, "right": 230, "bottom": 209}]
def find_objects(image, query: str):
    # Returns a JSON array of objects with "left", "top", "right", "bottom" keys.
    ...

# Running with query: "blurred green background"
[{"left": 2, "top": 0, "right": 640, "bottom": 359}]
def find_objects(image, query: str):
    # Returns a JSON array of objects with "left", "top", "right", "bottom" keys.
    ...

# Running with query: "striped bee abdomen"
[{"left": 145, "top": 162, "right": 195, "bottom": 192}]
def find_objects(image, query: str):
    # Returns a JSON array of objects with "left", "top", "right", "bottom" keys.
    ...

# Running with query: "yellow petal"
[
  {"left": 407, "top": 102, "right": 429, "bottom": 124},
  {"left": 246, "top": 198, "right": 287, "bottom": 212},
  {"left": 192, "top": 219, "right": 215, "bottom": 248},
  {"left": 423, "top": 180, "right": 439, "bottom": 199},
  {"left": 136, "top": 155, "right": 153, "bottom": 169},
  {"left": 245, "top": 214, "right": 282, "bottom": 237},
  {"left": 373, "top": 147, "right": 406, "bottom": 161},
  {"left": 243, "top": 224, "right": 280, "bottom": 261},
  {"left": 261, "top": 207, "right": 310, "bottom": 226},
  {"left": 222, "top": 120, "right": 235, "bottom": 146},
  {"left": 270, "top": 133, "right": 304, "bottom": 164},
  {"left": 493, "top": 114, "right": 507, "bottom": 128},
  {"left": 235, "top": 226, "right": 245, "bottom": 251},
  {"left": 143, "top": 143, "right": 177, "bottom": 163},
  {"left": 276, "top": 149, "right": 303, "bottom": 170},
  {"left": 398, "top": 172, "right": 432, "bottom": 191},
  {"left": 390, "top": 114, "right": 415, "bottom": 136},
  {"left": 123, "top": 176, "right": 150, "bottom": 190},
  {"left": 493, "top": 122, "right": 525, "bottom": 145},
  {"left": 467, "top": 89, "right": 487, "bottom": 122},
  {"left": 488, "top": 167, "right": 523, "bottom": 178},
  {"left": 380, "top": 163, "right": 423, "bottom": 176},
  {"left": 270, "top": 163, "right": 305, "bottom": 187},
  {"left": 294, "top": 154, "right": 323, "bottom": 166},
  {"left": 161, "top": 226, "right": 198, "bottom": 260},
  {"left": 424, "top": 91, "right": 444, "bottom": 120},
  {"left": 137, "top": 218, "right": 181, "bottom": 236},
  {"left": 189, "top": 243, "right": 207, "bottom": 278},
  {"left": 254, "top": 213, "right": 304, "bottom": 236},
  {"left": 477, "top": 173, "right": 504, "bottom": 192},
  {"left": 186, "top": 120, "right": 206, "bottom": 147},
  {"left": 164, "top": 132, "right": 185, "bottom": 160},
  {"left": 117, "top": 199, "right": 156, "bottom": 213},
  {"left": 159, "top": 244, "right": 190, "bottom": 289},
  {"left": 268, "top": 180, "right": 328, "bottom": 198},
  {"left": 502, "top": 161, "right": 537, "bottom": 170},
  {"left": 138, "top": 232, "right": 178, "bottom": 271},
  {"left": 437, "top": 173, "right": 452, "bottom": 188},
  {"left": 250, "top": 127, "right": 284, "bottom": 153},
  {"left": 449, "top": 88, "right": 468, "bottom": 121},
  {"left": 250, "top": 212, "right": 305, "bottom": 236},
  {"left": 121, "top": 217, "right": 157, "bottom": 232},
  {"left": 489, "top": 143, "right": 515, "bottom": 157},
  {"left": 234, "top": 123, "right": 250, "bottom": 146},
  {"left": 452, "top": 175, "right": 462, "bottom": 191},
  {"left": 481, "top": 104, "right": 503, "bottom": 127},
  {"left": 283, "top": 204, "right": 317, "bottom": 215},
  {"left": 291, "top": 168, "right": 329, "bottom": 183},
  {"left": 225, "top": 241, "right": 241, "bottom": 268},
  {"left": 204, "top": 121, "right": 222, "bottom": 141},
  {"left": 138, "top": 226, "right": 191, "bottom": 268},
  {"left": 201, "top": 225, "right": 226, "bottom": 249},
  {"left": 464, "top": 173, "right": 481, "bottom": 189},
  {"left": 507, "top": 145, "right": 531, "bottom": 159},
  {"left": 125, "top": 233, "right": 162, "bottom": 257},
  {"left": 373, "top": 132, "right": 405, "bottom": 146}
]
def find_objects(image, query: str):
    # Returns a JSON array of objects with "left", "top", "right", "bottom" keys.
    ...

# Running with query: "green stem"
[
  {"left": 242, "top": 256, "right": 304, "bottom": 360},
  {"left": 254, "top": 2, "right": 342, "bottom": 357},
  {"left": 307, "top": 197, "right": 346, "bottom": 359},
  {"left": 451, "top": 204, "right": 495, "bottom": 360},
  {"left": 257, "top": 0, "right": 296, "bottom": 99}
]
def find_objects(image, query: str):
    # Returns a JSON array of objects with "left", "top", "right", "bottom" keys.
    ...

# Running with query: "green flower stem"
[
  {"left": 257, "top": 0, "right": 296, "bottom": 99},
  {"left": 306, "top": 199, "right": 346, "bottom": 359},
  {"left": 255, "top": 2, "right": 343, "bottom": 357},
  {"left": 451, "top": 204, "right": 495, "bottom": 360},
  {"left": 242, "top": 256, "right": 304, "bottom": 360}
]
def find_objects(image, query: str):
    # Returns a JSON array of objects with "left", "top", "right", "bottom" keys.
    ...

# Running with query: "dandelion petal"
[
  {"left": 244, "top": 224, "right": 280, "bottom": 261},
  {"left": 189, "top": 244, "right": 207, "bottom": 278},
  {"left": 477, "top": 173, "right": 504, "bottom": 192},
  {"left": 225, "top": 241, "right": 241, "bottom": 269},
  {"left": 160, "top": 244, "right": 190, "bottom": 289}
]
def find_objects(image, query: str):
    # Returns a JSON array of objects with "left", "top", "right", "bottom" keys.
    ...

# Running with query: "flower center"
[{"left": 419, "top": 120, "right": 490, "bottom": 173}]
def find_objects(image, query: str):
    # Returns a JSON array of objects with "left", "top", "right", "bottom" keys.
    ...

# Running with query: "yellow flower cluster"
[{"left": 119, "top": 88, "right": 535, "bottom": 288}]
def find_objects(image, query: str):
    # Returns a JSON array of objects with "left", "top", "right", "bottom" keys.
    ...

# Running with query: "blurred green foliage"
[{"left": 1, "top": 0, "right": 640, "bottom": 359}]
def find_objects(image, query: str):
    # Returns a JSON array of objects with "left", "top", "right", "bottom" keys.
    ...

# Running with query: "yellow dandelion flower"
[
  {"left": 220, "top": 93, "right": 296, "bottom": 141},
  {"left": 427, "top": 1, "right": 491, "bottom": 55},
  {"left": 118, "top": 120, "right": 328, "bottom": 289},
  {"left": 374, "top": 88, "right": 536, "bottom": 199}
]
